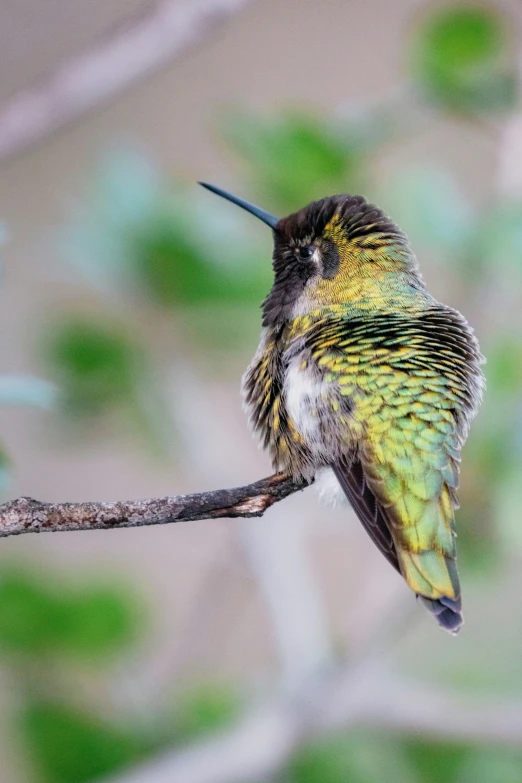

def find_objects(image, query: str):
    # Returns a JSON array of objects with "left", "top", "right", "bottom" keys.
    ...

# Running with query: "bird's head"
[{"left": 200, "top": 184, "right": 424, "bottom": 327}]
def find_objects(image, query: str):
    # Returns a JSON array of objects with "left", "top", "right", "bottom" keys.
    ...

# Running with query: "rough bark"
[{"left": 0, "top": 473, "right": 309, "bottom": 537}]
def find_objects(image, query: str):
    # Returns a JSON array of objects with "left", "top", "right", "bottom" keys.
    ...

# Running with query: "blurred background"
[{"left": 0, "top": 0, "right": 522, "bottom": 781}]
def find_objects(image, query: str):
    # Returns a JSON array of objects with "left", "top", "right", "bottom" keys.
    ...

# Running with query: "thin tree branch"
[
  {"left": 0, "top": 0, "right": 257, "bottom": 161},
  {"left": 0, "top": 473, "right": 309, "bottom": 538}
]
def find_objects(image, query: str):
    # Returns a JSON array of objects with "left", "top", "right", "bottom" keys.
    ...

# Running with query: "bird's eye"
[{"left": 298, "top": 246, "right": 314, "bottom": 260}]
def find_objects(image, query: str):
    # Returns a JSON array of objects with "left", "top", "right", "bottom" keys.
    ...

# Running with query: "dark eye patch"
[{"left": 321, "top": 240, "right": 340, "bottom": 279}]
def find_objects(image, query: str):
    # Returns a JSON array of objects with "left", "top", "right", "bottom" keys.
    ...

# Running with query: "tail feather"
[
  {"left": 398, "top": 549, "right": 462, "bottom": 634},
  {"left": 420, "top": 595, "right": 463, "bottom": 635}
]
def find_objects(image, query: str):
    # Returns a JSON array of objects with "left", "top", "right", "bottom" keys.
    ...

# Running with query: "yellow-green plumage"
[
  {"left": 244, "top": 301, "right": 482, "bottom": 631},
  {"left": 202, "top": 184, "right": 484, "bottom": 634}
]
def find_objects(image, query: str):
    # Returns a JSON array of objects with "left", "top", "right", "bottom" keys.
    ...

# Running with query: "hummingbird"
[{"left": 200, "top": 182, "right": 485, "bottom": 633}]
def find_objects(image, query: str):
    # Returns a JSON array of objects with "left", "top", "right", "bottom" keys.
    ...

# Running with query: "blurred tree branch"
[
  {"left": 0, "top": 0, "right": 257, "bottom": 161},
  {"left": 0, "top": 473, "right": 309, "bottom": 537},
  {"left": 106, "top": 662, "right": 522, "bottom": 783}
]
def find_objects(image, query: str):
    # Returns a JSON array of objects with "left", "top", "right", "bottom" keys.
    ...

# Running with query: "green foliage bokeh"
[
  {"left": 411, "top": 3, "right": 516, "bottom": 112},
  {"left": 1, "top": 1, "right": 521, "bottom": 782}
]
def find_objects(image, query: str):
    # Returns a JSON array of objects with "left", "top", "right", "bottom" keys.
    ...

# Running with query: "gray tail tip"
[{"left": 420, "top": 595, "right": 463, "bottom": 635}]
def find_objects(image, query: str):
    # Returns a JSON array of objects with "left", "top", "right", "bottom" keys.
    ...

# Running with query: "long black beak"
[{"left": 199, "top": 182, "right": 279, "bottom": 230}]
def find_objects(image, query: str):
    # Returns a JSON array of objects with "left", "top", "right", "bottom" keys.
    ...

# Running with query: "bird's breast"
[
  {"left": 282, "top": 349, "right": 353, "bottom": 465},
  {"left": 283, "top": 355, "right": 325, "bottom": 444},
  {"left": 242, "top": 325, "right": 356, "bottom": 479}
]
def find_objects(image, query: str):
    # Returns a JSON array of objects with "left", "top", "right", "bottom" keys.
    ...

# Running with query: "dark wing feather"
[{"left": 332, "top": 458, "right": 400, "bottom": 572}]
